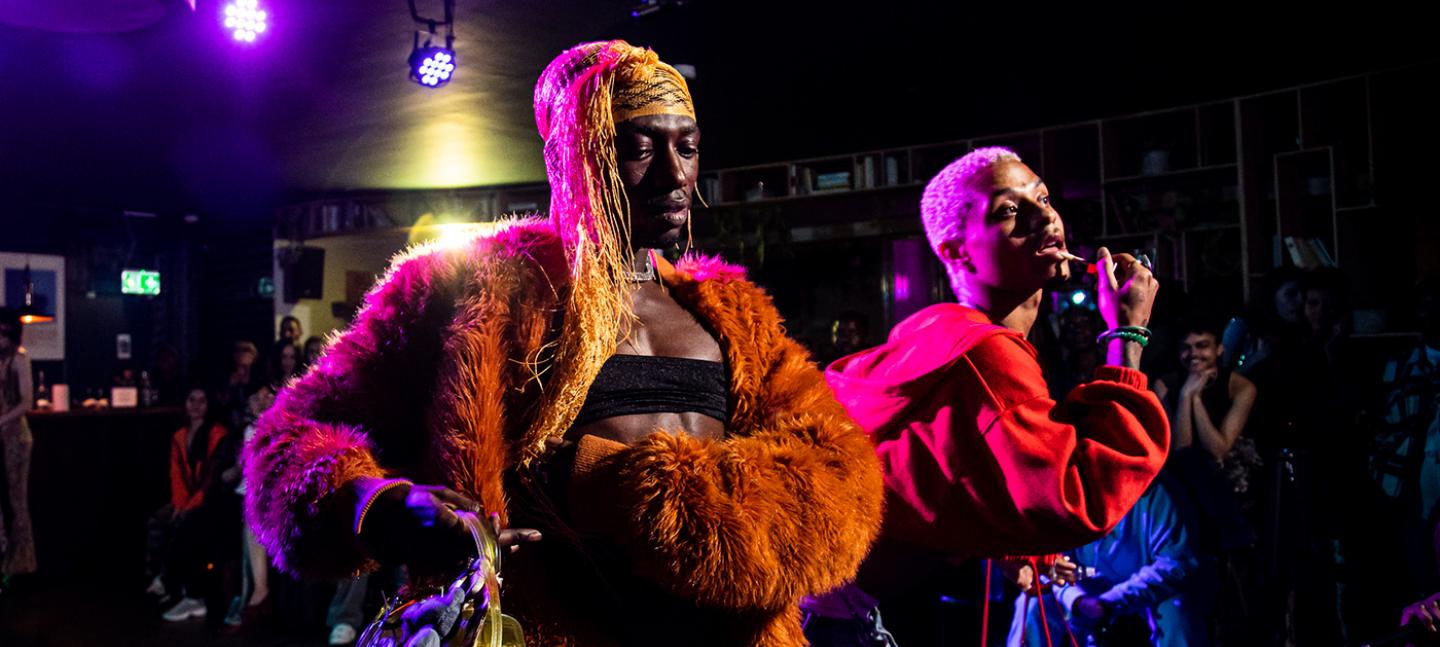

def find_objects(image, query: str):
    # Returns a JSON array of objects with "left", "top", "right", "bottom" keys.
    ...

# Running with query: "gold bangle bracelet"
[{"left": 354, "top": 478, "right": 413, "bottom": 536}]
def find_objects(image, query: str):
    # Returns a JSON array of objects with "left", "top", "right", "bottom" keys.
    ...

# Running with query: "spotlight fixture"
[
  {"left": 409, "top": 39, "right": 456, "bottom": 88},
  {"left": 408, "top": 0, "right": 457, "bottom": 88},
  {"left": 222, "top": 0, "right": 268, "bottom": 43}
]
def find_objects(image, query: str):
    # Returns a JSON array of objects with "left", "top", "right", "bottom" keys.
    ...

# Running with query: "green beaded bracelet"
[
  {"left": 1112, "top": 325, "right": 1153, "bottom": 338},
  {"left": 1096, "top": 330, "right": 1150, "bottom": 347}
]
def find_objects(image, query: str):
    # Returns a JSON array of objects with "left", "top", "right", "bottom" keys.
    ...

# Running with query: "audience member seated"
[
  {"left": 278, "top": 315, "right": 303, "bottom": 348},
  {"left": 144, "top": 386, "right": 229, "bottom": 622},
  {"left": 1007, "top": 480, "right": 1213, "bottom": 647},
  {"left": 1154, "top": 318, "right": 1260, "bottom": 644},
  {"left": 268, "top": 340, "right": 301, "bottom": 389},
  {"left": 1156, "top": 319, "right": 1260, "bottom": 487},
  {"left": 301, "top": 335, "right": 325, "bottom": 372},
  {"left": 215, "top": 341, "right": 259, "bottom": 432}
]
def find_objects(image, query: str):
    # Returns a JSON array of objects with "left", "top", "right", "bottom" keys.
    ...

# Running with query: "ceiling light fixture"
[
  {"left": 19, "top": 260, "right": 53, "bottom": 325},
  {"left": 222, "top": 0, "right": 268, "bottom": 43},
  {"left": 408, "top": 0, "right": 456, "bottom": 89}
]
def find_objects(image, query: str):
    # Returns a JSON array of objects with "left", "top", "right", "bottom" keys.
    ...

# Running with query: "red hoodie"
[{"left": 825, "top": 303, "right": 1169, "bottom": 558}]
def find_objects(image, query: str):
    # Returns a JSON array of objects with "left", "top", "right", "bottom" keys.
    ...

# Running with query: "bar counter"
[{"left": 24, "top": 407, "right": 186, "bottom": 581}]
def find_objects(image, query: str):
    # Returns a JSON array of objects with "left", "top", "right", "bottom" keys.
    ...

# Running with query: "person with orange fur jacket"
[{"left": 244, "top": 41, "right": 884, "bottom": 647}]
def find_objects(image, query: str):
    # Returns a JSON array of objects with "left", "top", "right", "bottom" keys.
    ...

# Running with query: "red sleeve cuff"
[{"left": 1093, "top": 365, "right": 1148, "bottom": 390}]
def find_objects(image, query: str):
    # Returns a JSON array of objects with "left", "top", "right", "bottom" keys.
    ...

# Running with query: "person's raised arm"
[{"left": 1192, "top": 372, "right": 1257, "bottom": 461}]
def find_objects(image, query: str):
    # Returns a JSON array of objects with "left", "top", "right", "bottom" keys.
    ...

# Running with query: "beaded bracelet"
[
  {"left": 354, "top": 478, "right": 413, "bottom": 536},
  {"left": 1111, "top": 325, "right": 1153, "bottom": 338},
  {"left": 1096, "top": 329, "right": 1150, "bottom": 348}
]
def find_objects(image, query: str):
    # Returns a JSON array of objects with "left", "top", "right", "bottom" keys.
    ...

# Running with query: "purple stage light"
[
  {"left": 409, "top": 46, "right": 456, "bottom": 88},
  {"left": 223, "top": 0, "right": 268, "bottom": 43}
]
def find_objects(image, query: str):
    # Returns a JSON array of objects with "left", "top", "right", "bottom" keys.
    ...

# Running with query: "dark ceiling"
[{"left": 1, "top": 0, "right": 1429, "bottom": 219}]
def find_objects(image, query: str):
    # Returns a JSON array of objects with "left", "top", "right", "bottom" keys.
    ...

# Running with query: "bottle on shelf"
[
  {"left": 35, "top": 369, "right": 49, "bottom": 410},
  {"left": 140, "top": 370, "right": 155, "bottom": 408}
]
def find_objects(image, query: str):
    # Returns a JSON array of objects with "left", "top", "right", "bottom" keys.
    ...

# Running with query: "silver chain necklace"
[{"left": 625, "top": 252, "right": 656, "bottom": 283}]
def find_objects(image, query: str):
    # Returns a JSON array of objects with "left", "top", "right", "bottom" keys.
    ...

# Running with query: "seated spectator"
[
  {"left": 301, "top": 335, "right": 325, "bottom": 372},
  {"left": 267, "top": 340, "right": 301, "bottom": 389},
  {"left": 1156, "top": 320, "right": 1259, "bottom": 468},
  {"left": 144, "top": 386, "right": 229, "bottom": 622},
  {"left": 215, "top": 341, "right": 259, "bottom": 432},
  {"left": 278, "top": 315, "right": 302, "bottom": 348},
  {"left": 1007, "top": 480, "right": 1213, "bottom": 647}
]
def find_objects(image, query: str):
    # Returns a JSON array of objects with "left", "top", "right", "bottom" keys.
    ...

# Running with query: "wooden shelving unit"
[
  {"left": 274, "top": 184, "right": 553, "bottom": 241},
  {"left": 696, "top": 68, "right": 1400, "bottom": 309},
  {"left": 268, "top": 64, "right": 1430, "bottom": 344}
]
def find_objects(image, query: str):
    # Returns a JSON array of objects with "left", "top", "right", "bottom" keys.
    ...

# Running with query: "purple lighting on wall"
[
  {"left": 890, "top": 238, "right": 931, "bottom": 324},
  {"left": 223, "top": 0, "right": 268, "bottom": 43}
]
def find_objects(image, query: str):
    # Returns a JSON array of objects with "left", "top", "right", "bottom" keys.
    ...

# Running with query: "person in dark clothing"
[
  {"left": 1156, "top": 320, "right": 1260, "bottom": 490},
  {"left": 148, "top": 386, "right": 231, "bottom": 622},
  {"left": 1225, "top": 268, "right": 1348, "bottom": 645}
]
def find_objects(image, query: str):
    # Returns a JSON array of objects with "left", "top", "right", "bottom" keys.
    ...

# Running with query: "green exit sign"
[{"left": 121, "top": 270, "right": 161, "bottom": 295}]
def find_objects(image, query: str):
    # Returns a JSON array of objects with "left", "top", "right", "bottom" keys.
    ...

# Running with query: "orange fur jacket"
[{"left": 245, "top": 220, "right": 884, "bottom": 646}]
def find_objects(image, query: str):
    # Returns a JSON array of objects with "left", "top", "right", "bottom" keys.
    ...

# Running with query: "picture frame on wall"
[{"left": 0, "top": 252, "right": 66, "bottom": 361}]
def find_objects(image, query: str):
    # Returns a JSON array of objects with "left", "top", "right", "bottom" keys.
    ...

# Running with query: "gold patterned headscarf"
[{"left": 612, "top": 55, "right": 695, "bottom": 123}]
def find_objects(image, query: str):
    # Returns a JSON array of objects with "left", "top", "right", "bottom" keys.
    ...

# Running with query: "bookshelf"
[
  {"left": 695, "top": 69, "right": 1410, "bottom": 309},
  {"left": 268, "top": 65, "right": 1427, "bottom": 338},
  {"left": 274, "top": 184, "right": 553, "bottom": 241}
]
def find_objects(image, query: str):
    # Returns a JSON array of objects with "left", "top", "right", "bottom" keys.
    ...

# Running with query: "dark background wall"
[{"left": 1, "top": 208, "right": 274, "bottom": 397}]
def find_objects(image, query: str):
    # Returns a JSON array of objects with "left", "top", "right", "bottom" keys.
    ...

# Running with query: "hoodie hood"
[{"left": 824, "top": 304, "right": 1021, "bottom": 440}]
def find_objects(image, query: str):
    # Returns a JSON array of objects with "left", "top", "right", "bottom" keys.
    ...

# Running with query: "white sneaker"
[
  {"left": 162, "top": 597, "right": 207, "bottom": 622},
  {"left": 145, "top": 575, "right": 166, "bottom": 597},
  {"left": 328, "top": 623, "right": 358, "bottom": 645}
]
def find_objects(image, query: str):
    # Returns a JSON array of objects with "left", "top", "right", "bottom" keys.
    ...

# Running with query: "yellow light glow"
[
  {"left": 407, "top": 221, "right": 505, "bottom": 249},
  {"left": 383, "top": 109, "right": 544, "bottom": 189},
  {"left": 414, "top": 119, "right": 482, "bottom": 187}
]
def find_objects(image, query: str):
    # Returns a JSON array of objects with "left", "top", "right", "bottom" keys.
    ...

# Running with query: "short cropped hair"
[{"left": 920, "top": 147, "right": 1022, "bottom": 256}]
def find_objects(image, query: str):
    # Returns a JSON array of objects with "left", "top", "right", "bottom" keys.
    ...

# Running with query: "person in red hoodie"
[{"left": 810, "top": 147, "right": 1169, "bottom": 645}]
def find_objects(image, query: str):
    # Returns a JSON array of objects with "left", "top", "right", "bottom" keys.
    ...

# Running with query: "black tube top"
[{"left": 571, "top": 354, "right": 728, "bottom": 428}]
